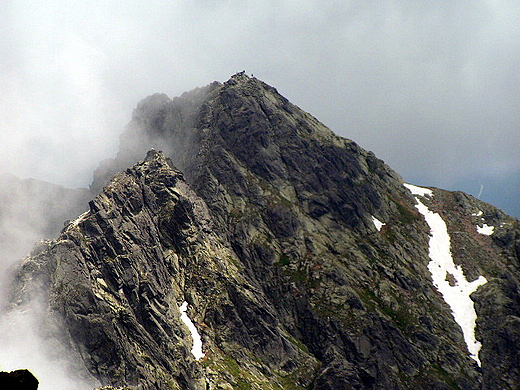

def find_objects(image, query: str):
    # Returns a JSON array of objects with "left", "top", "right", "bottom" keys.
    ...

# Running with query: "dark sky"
[{"left": 1, "top": 1, "right": 519, "bottom": 217}]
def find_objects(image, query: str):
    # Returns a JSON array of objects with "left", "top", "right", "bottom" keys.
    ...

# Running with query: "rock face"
[
  {"left": 10, "top": 73, "right": 520, "bottom": 389},
  {"left": 0, "top": 369, "right": 39, "bottom": 390}
]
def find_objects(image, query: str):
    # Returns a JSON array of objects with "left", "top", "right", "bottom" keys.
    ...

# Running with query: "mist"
[
  {"left": 0, "top": 298, "right": 99, "bottom": 390},
  {"left": 0, "top": 174, "right": 94, "bottom": 389},
  {"left": 1, "top": 1, "right": 518, "bottom": 218}
]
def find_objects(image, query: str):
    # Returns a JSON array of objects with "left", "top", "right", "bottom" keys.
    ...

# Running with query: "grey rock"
[
  {"left": 9, "top": 73, "right": 520, "bottom": 389},
  {"left": 0, "top": 369, "right": 39, "bottom": 390}
]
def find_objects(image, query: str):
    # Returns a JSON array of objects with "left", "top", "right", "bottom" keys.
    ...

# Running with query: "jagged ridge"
[{"left": 10, "top": 74, "right": 520, "bottom": 389}]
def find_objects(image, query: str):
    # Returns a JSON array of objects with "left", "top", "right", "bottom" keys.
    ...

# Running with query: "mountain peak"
[
  {"left": 228, "top": 70, "right": 252, "bottom": 81},
  {"left": 7, "top": 76, "right": 520, "bottom": 389}
]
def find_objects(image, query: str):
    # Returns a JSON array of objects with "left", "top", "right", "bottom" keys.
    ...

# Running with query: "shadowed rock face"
[
  {"left": 9, "top": 74, "right": 520, "bottom": 389},
  {"left": 0, "top": 369, "right": 38, "bottom": 390}
]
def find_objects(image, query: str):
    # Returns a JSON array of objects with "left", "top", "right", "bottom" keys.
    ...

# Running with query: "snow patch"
[
  {"left": 179, "top": 301, "right": 205, "bottom": 360},
  {"left": 476, "top": 224, "right": 494, "bottom": 236},
  {"left": 403, "top": 183, "right": 433, "bottom": 197},
  {"left": 472, "top": 210, "right": 483, "bottom": 217},
  {"left": 405, "top": 184, "right": 487, "bottom": 366},
  {"left": 371, "top": 216, "right": 385, "bottom": 231}
]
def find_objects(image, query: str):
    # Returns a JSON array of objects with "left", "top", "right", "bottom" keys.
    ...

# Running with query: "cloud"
[
  {"left": 0, "top": 2, "right": 519, "bottom": 386},
  {"left": 0, "top": 298, "right": 98, "bottom": 390},
  {"left": 1, "top": 0, "right": 518, "bottom": 217},
  {"left": 0, "top": 174, "right": 91, "bottom": 389}
]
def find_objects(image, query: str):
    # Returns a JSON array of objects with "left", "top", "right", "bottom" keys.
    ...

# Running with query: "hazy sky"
[{"left": 1, "top": 0, "right": 518, "bottom": 217}]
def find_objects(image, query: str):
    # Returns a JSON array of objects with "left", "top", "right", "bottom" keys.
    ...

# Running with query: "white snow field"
[
  {"left": 476, "top": 224, "right": 494, "bottom": 236},
  {"left": 371, "top": 215, "right": 385, "bottom": 231},
  {"left": 179, "top": 301, "right": 205, "bottom": 360},
  {"left": 404, "top": 184, "right": 487, "bottom": 366}
]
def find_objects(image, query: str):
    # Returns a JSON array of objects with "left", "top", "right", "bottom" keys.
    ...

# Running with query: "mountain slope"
[
  {"left": 12, "top": 151, "right": 318, "bottom": 389},
  {"left": 10, "top": 74, "right": 520, "bottom": 389}
]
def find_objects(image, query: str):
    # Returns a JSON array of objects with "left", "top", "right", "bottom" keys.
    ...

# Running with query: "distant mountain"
[
  {"left": 0, "top": 173, "right": 90, "bottom": 270},
  {"left": 8, "top": 73, "right": 520, "bottom": 389}
]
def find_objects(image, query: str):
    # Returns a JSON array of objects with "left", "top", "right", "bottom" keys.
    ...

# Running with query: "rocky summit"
[{"left": 7, "top": 73, "right": 520, "bottom": 389}]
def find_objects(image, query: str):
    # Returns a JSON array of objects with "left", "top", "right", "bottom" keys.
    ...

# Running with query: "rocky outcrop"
[
  {"left": 9, "top": 74, "right": 520, "bottom": 389},
  {"left": 13, "top": 150, "right": 316, "bottom": 389},
  {"left": 0, "top": 369, "right": 38, "bottom": 390}
]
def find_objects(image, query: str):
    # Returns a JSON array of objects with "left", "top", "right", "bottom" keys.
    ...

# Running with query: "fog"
[
  {"left": 0, "top": 175, "right": 94, "bottom": 389},
  {"left": 0, "top": 1, "right": 519, "bottom": 388},
  {"left": 0, "top": 299, "right": 98, "bottom": 389}
]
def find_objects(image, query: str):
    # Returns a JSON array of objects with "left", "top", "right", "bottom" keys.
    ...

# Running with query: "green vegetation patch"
[
  {"left": 285, "top": 333, "right": 309, "bottom": 354},
  {"left": 429, "top": 365, "right": 462, "bottom": 390},
  {"left": 276, "top": 359, "right": 321, "bottom": 390},
  {"left": 391, "top": 197, "right": 421, "bottom": 225},
  {"left": 358, "top": 288, "right": 417, "bottom": 332},
  {"left": 276, "top": 253, "right": 291, "bottom": 266}
]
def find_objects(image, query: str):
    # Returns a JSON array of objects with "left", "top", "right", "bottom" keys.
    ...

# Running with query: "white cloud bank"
[{"left": 0, "top": 1, "right": 519, "bottom": 220}]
